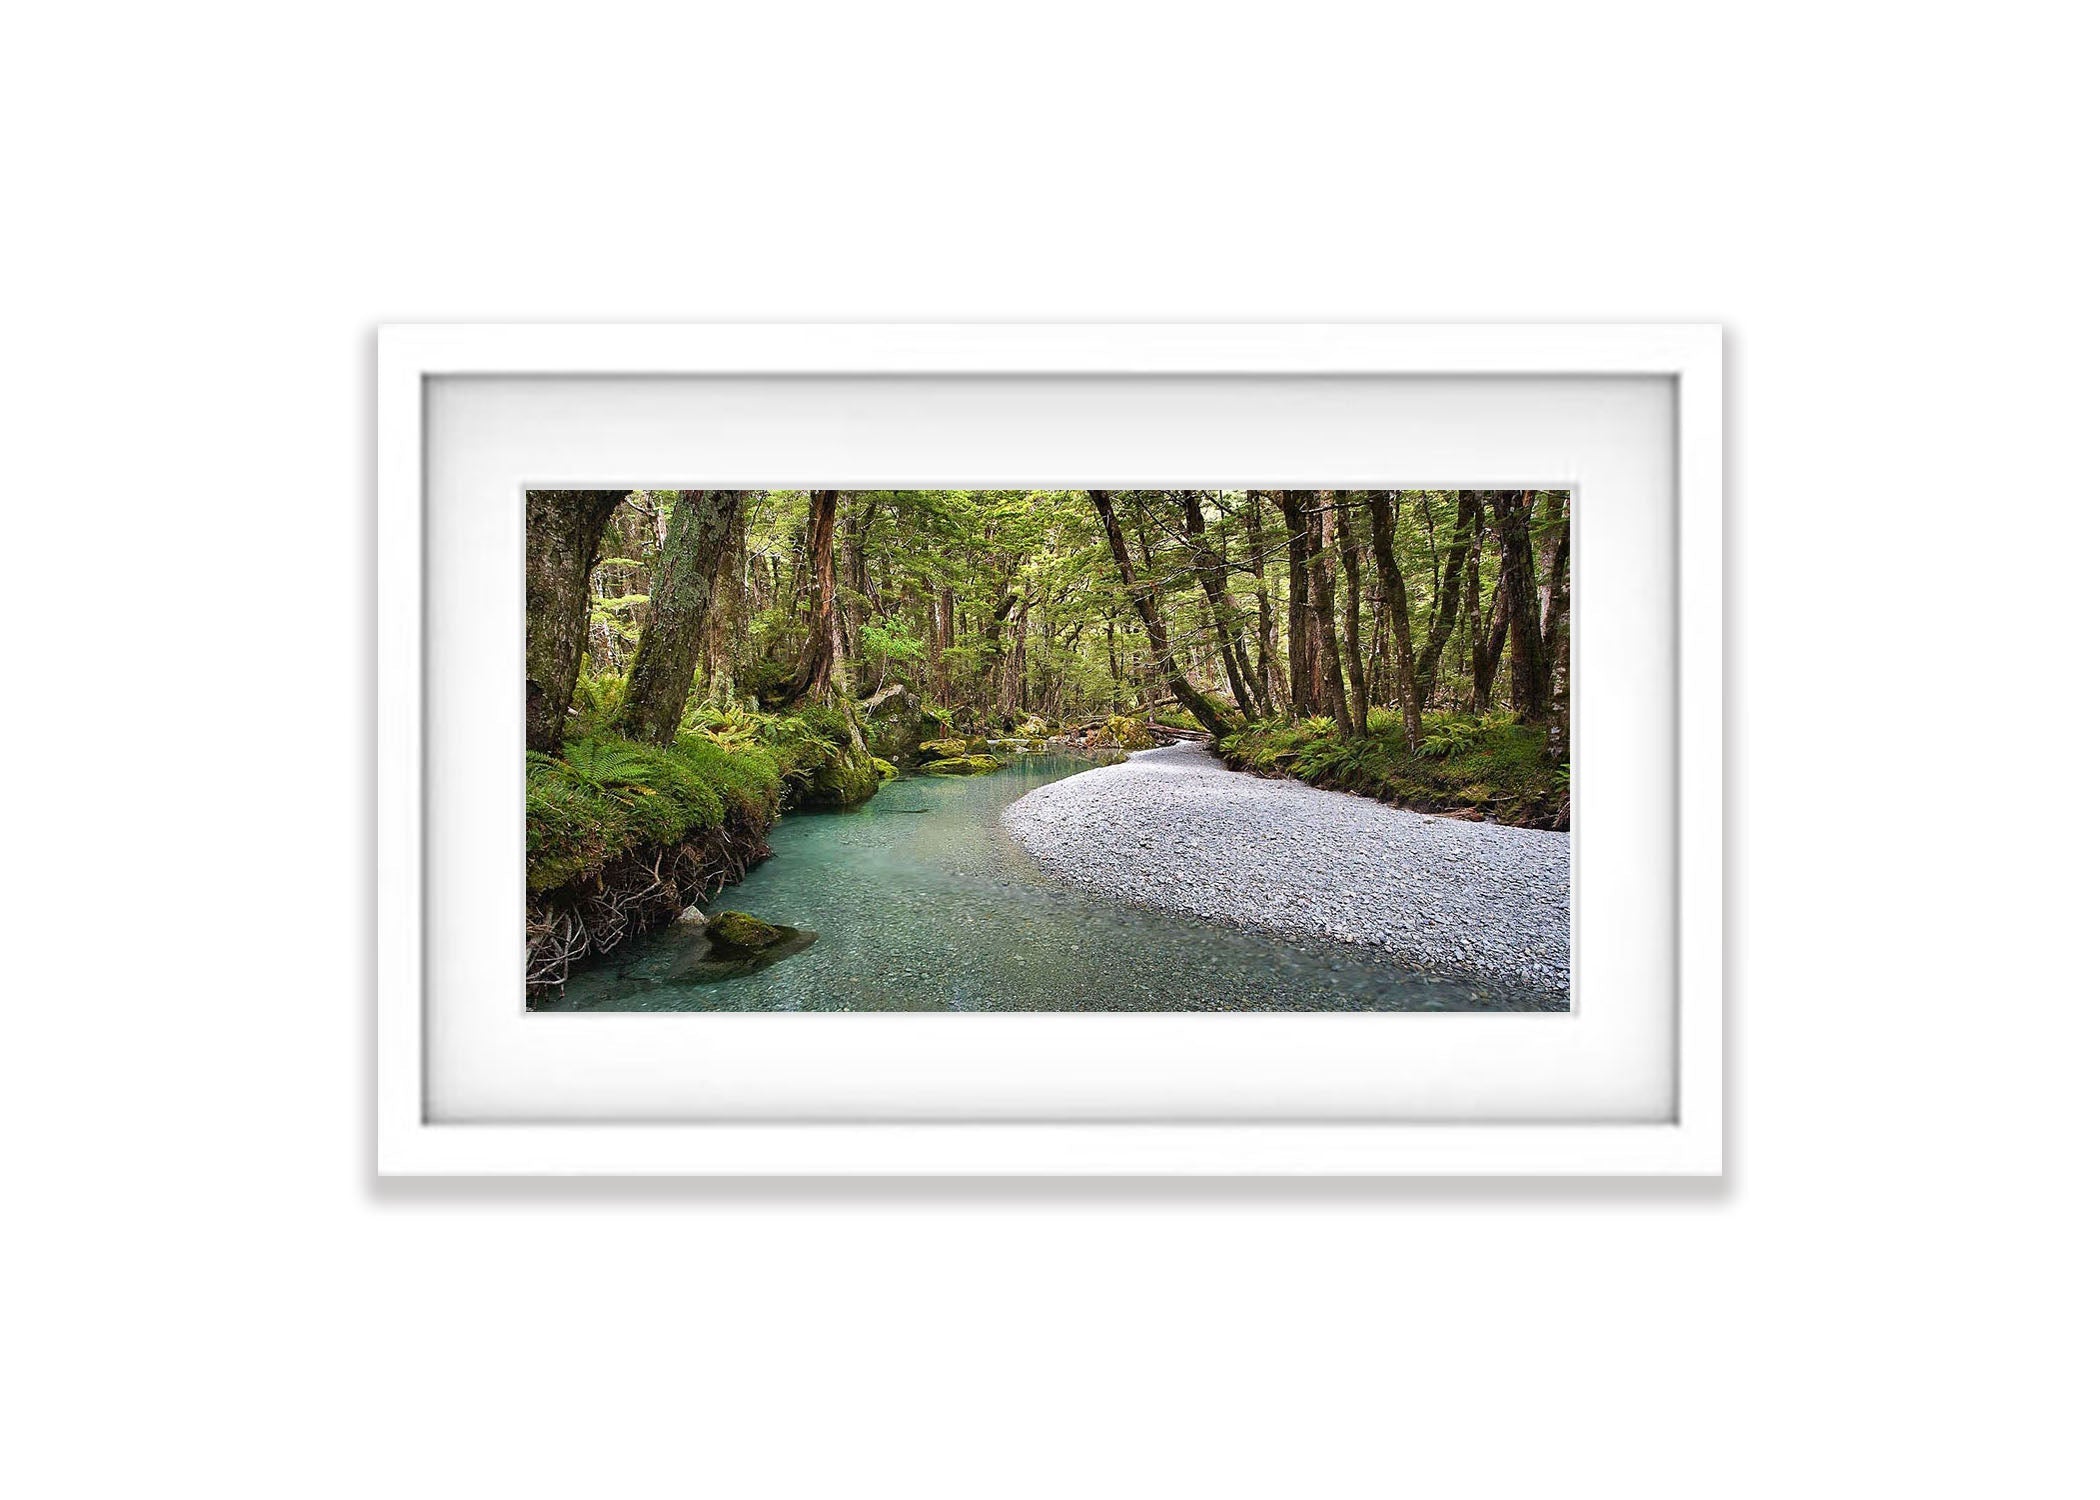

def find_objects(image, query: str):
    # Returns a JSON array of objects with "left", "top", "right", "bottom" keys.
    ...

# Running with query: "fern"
[{"left": 561, "top": 738, "right": 656, "bottom": 792}]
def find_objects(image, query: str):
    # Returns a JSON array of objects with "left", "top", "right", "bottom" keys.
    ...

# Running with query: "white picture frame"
[{"left": 378, "top": 323, "right": 1722, "bottom": 1176}]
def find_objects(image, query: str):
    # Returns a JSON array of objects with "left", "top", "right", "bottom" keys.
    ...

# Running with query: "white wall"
[{"left": 7, "top": 5, "right": 2091, "bottom": 1497}]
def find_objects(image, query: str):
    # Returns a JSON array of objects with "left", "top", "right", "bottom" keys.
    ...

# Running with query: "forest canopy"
[{"left": 530, "top": 487, "right": 1571, "bottom": 753}]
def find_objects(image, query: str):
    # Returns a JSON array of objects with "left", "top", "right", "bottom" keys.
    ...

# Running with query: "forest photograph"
[{"left": 525, "top": 488, "right": 1572, "bottom": 1012}]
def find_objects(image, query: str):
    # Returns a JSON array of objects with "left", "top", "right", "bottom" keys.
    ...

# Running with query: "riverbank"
[
  {"left": 547, "top": 749, "right": 1549, "bottom": 1011},
  {"left": 1218, "top": 709, "right": 1569, "bottom": 829},
  {"left": 525, "top": 704, "right": 886, "bottom": 998},
  {"left": 1001, "top": 740, "right": 1570, "bottom": 995}
]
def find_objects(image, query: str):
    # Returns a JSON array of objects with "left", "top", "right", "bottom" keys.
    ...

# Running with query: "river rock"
[
  {"left": 919, "top": 754, "right": 1003, "bottom": 776},
  {"left": 705, "top": 910, "right": 791, "bottom": 952},
  {"left": 858, "top": 683, "right": 944, "bottom": 766}
]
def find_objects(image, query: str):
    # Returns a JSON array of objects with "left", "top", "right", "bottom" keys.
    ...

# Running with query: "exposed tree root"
[{"left": 526, "top": 812, "right": 773, "bottom": 1005}]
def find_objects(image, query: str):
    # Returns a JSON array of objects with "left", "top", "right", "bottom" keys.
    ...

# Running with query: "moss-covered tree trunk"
[
  {"left": 1087, "top": 490, "right": 1235, "bottom": 741},
  {"left": 525, "top": 488, "right": 625, "bottom": 753},
  {"left": 1490, "top": 490, "right": 1552, "bottom": 723},
  {"left": 615, "top": 490, "right": 746, "bottom": 746},
  {"left": 1365, "top": 490, "right": 1423, "bottom": 751}
]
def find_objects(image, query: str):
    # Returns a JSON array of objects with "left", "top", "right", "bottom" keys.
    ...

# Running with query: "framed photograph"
[{"left": 378, "top": 324, "right": 1721, "bottom": 1175}]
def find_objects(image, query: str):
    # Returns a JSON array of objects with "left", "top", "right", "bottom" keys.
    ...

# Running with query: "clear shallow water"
[{"left": 543, "top": 753, "right": 1564, "bottom": 1012}]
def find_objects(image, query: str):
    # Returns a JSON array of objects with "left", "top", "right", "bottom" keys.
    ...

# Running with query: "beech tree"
[
  {"left": 1087, "top": 490, "right": 1235, "bottom": 740},
  {"left": 1490, "top": 491, "right": 1552, "bottom": 723},
  {"left": 525, "top": 488, "right": 624, "bottom": 752},
  {"left": 614, "top": 490, "right": 747, "bottom": 746},
  {"left": 1364, "top": 490, "right": 1422, "bottom": 749}
]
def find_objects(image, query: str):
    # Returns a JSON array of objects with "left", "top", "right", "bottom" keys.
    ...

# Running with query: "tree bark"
[
  {"left": 1365, "top": 490, "right": 1422, "bottom": 750},
  {"left": 1240, "top": 492, "right": 1283, "bottom": 713},
  {"left": 525, "top": 488, "right": 624, "bottom": 753},
  {"left": 1087, "top": 491, "right": 1235, "bottom": 740},
  {"left": 1183, "top": 492, "right": 1262, "bottom": 718},
  {"left": 1277, "top": 491, "right": 1316, "bottom": 717},
  {"left": 1331, "top": 494, "right": 1371, "bottom": 736},
  {"left": 1308, "top": 494, "right": 1355, "bottom": 730},
  {"left": 1490, "top": 490, "right": 1551, "bottom": 722},
  {"left": 1414, "top": 490, "right": 1481, "bottom": 708},
  {"left": 614, "top": 490, "right": 745, "bottom": 746},
  {"left": 784, "top": 490, "right": 855, "bottom": 712},
  {"left": 1536, "top": 490, "right": 1573, "bottom": 758}
]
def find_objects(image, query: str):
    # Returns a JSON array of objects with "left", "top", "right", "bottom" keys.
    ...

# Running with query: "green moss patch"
[
  {"left": 919, "top": 754, "right": 1004, "bottom": 776},
  {"left": 1218, "top": 710, "right": 1569, "bottom": 829},
  {"left": 526, "top": 734, "right": 783, "bottom": 894},
  {"left": 705, "top": 909, "right": 789, "bottom": 951}
]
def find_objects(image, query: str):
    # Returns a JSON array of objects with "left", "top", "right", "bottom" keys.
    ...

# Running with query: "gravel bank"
[{"left": 1001, "top": 740, "right": 1570, "bottom": 995}]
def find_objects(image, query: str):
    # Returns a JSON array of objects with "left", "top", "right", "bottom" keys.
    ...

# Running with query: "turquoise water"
[{"left": 542, "top": 753, "right": 1563, "bottom": 1012}]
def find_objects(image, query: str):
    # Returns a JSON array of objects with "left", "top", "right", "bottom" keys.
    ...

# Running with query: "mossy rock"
[
  {"left": 872, "top": 756, "right": 898, "bottom": 781},
  {"left": 1012, "top": 714, "right": 1052, "bottom": 738},
  {"left": 919, "top": 754, "right": 1003, "bottom": 776},
  {"left": 918, "top": 737, "right": 968, "bottom": 759},
  {"left": 705, "top": 909, "right": 789, "bottom": 952},
  {"left": 1092, "top": 714, "right": 1154, "bottom": 750},
  {"left": 963, "top": 736, "right": 993, "bottom": 755},
  {"left": 803, "top": 747, "right": 881, "bottom": 808}
]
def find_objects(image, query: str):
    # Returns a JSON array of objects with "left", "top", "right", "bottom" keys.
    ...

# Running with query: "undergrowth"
[
  {"left": 1218, "top": 709, "right": 1568, "bottom": 829},
  {"left": 527, "top": 733, "right": 783, "bottom": 893}
]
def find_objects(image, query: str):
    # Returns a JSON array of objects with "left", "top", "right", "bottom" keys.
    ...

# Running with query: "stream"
[{"left": 542, "top": 752, "right": 1561, "bottom": 1011}]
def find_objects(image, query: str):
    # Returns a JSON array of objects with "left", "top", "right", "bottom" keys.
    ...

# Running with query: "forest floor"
[
  {"left": 1002, "top": 740, "right": 1571, "bottom": 994},
  {"left": 1217, "top": 710, "right": 1569, "bottom": 830}
]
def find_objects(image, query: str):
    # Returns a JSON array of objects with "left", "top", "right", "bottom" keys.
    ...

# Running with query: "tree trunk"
[
  {"left": 525, "top": 488, "right": 624, "bottom": 753},
  {"left": 1331, "top": 494, "right": 1371, "bottom": 736},
  {"left": 1414, "top": 490, "right": 1481, "bottom": 709},
  {"left": 1277, "top": 491, "right": 1316, "bottom": 717},
  {"left": 1472, "top": 565, "right": 1509, "bottom": 713},
  {"left": 1183, "top": 492, "right": 1261, "bottom": 718},
  {"left": 1537, "top": 490, "right": 1573, "bottom": 758},
  {"left": 614, "top": 490, "right": 745, "bottom": 746},
  {"left": 700, "top": 489, "right": 749, "bottom": 699},
  {"left": 1240, "top": 492, "right": 1283, "bottom": 713},
  {"left": 1365, "top": 490, "right": 1422, "bottom": 750},
  {"left": 1087, "top": 491, "right": 1234, "bottom": 740},
  {"left": 1308, "top": 494, "right": 1355, "bottom": 730},
  {"left": 1490, "top": 491, "right": 1551, "bottom": 722},
  {"left": 784, "top": 490, "right": 855, "bottom": 714}
]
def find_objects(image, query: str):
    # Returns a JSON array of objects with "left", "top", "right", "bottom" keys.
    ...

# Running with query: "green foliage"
[
  {"left": 1218, "top": 710, "right": 1566, "bottom": 828},
  {"left": 859, "top": 617, "right": 926, "bottom": 666},
  {"left": 565, "top": 667, "right": 627, "bottom": 739},
  {"left": 1095, "top": 714, "right": 1154, "bottom": 749},
  {"left": 526, "top": 732, "right": 782, "bottom": 893}
]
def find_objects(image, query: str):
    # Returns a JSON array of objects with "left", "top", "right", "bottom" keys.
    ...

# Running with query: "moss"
[
  {"left": 918, "top": 737, "right": 968, "bottom": 759},
  {"left": 526, "top": 733, "right": 782, "bottom": 894},
  {"left": 705, "top": 909, "right": 788, "bottom": 951},
  {"left": 1094, "top": 714, "right": 1154, "bottom": 750},
  {"left": 803, "top": 744, "right": 881, "bottom": 807},
  {"left": 919, "top": 754, "right": 1003, "bottom": 776},
  {"left": 872, "top": 756, "right": 898, "bottom": 781},
  {"left": 1217, "top": 710, "right": 1569, "bottom": 829}
]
